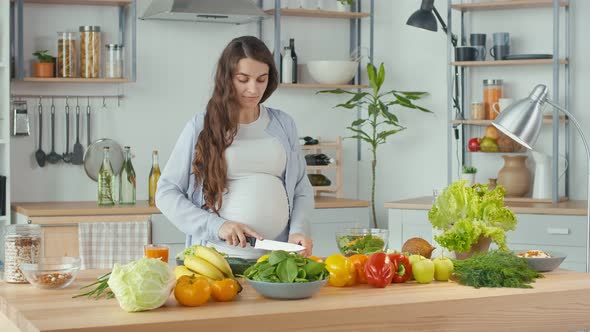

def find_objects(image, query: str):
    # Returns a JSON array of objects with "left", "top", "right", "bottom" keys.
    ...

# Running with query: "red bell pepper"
[
  {"left": 364, "top": 252, "right": 396, "bottom": 288},
  {"left": 388, "top": 252, "right": 412, "bottom": 283}
]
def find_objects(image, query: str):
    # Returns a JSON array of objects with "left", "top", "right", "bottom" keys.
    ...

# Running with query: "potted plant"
[
  {"left": 319, "top": 63, "right": 431, "bottom": 228},
  {"left": 461, "top": 166, "right": 477, "bottom": 186},
  {"left": 428, "top": 180, "right": 517, "bottom": 259},
  {"left": 32, "top": 50, "right": 55, "bottom": 78},
  {"left": 336, "top": 0, "right": 355, "bottom": 11}
]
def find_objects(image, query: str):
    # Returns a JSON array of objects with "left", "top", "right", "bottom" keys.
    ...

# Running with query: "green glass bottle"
[
  {"left": 98, "top": 146, "right": 115, "bottom": 206},
  {"left": 119, "top": 146, "right": 136, "bottom": 205}
]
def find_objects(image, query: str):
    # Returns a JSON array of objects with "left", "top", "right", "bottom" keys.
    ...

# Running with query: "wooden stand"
[{"left": 302, "top": 137, "right": 342, "bottom": 198}]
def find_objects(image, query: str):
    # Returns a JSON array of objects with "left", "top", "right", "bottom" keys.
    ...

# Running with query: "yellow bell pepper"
[{"left": 324, "top": 254, "right": 357, "bottom": 287}]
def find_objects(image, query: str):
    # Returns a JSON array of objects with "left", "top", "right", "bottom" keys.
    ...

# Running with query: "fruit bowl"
[
  {"left": 335, "top": 228, "right": 389, "bottom": 256},
  {"left": 246, "top": 279, "right": 327, "bottom": 300},
  {"left": 20, "top": 257, "right": 81, "bottom": 289},
  {"left": 307, "top": 60, "right": 358, "bottom": 84},
  {"left": 516, "top": 250, "right": 567, "bottom": 272}
]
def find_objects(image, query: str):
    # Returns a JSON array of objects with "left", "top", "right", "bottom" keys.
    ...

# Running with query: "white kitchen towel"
[{"left": 78, "top": 221, "right": 150, "bottom": 269}]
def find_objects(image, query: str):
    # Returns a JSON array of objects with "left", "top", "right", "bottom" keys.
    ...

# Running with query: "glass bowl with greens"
[{"left": 335, "top": 228, "right": 389, "bottom": 256}]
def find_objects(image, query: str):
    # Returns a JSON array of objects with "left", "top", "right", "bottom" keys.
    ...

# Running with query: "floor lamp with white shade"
[{"left": 492, "top": 84, "right": 590, "bottom": 273}]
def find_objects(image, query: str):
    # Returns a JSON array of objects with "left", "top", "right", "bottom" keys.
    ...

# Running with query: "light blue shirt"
[{"left": 155, "top": 107, "right": 314, "bottom": 247}]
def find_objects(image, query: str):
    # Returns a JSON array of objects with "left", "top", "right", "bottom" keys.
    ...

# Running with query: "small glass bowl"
[
  {"left": 335, "top": 228, "right": 389, "bottom": 256},
  {"left": 20, "top": 257, "right": 81, "bottom": 290}
]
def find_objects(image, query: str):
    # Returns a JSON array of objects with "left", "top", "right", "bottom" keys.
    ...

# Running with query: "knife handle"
[{"left": 245, "top": 236, "right": 256, "bottom": 247}]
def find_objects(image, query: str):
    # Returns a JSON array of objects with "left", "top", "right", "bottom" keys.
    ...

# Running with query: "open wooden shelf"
[
  {"left": 451, "top": 0, "right": 568, "bottom": 11},
  {"left": 20, "top": 77, "right": 129, "bottom": 83},
  {"left": 503, "top": 196, "right": 569, "bottom": 203},
  {"left": 280, "top": 83, "right": 367, "bottom": 89},
  {"left": 453, "top": 115, "right": 568, "bottom": 126},
  {"left": 452, "top": 59, "right": 568, "bottom": 67},
  {"left": 18, "top": 0, "right": 132, "bottom": 5},
  {"left": 306, "top": 165, "right": 338, "bottom": 171},
  {"left": 265, "top": 8, "right": 369, "bottom": 19}
]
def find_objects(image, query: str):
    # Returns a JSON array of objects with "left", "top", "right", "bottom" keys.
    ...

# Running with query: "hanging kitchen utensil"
[
  {"left": 62, "top": 98, "right": 73, "bottom": 163},
  {"left": 46, "top": 99, "right": 62, "bottom": 164},
  {"left": 34, "top": 98, "right": 46, "bottom": 167},
  {"left": 72, "top": 98, "right": 84, "bottom": 165},
  {"left": 86, "top": 97, "right": 91, "bottom": 147},
  {"left": 12, "top": 99, "right": 30, "bottom": 136},
  {"left": 83, "top": 138, "right": 124, "bottom": 181}
]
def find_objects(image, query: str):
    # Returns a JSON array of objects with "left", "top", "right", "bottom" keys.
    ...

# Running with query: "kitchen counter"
[
  {"left": 384, "top": 196, "right": 587, "bottom": 215},
  {"left": 12, "top": 197, "right": 370, "bottom": 217},
  {"left": 1, "top": 269, "right": 590, "bottom": 331}
]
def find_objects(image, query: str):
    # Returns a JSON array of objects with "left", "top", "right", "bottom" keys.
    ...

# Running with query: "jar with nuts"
[
  {"left": 57, "top": 32, "right": 76, "bottom": 78},
  {"left": 79, "top": 26, "right": 101, "bottom": 78}
]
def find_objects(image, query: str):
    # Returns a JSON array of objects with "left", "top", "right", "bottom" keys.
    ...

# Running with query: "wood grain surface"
[{"left": 2, "top": 269, "right": 590, "bottom": 331}]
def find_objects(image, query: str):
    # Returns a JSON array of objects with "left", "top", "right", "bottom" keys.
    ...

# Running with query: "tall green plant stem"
[{"left": 319, "top": 63, "right": 432, "bottom": 228}]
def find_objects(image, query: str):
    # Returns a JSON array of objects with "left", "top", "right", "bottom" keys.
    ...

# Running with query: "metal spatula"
[{"left": 72, "top": 102, "right": 84, "bottom": 165}]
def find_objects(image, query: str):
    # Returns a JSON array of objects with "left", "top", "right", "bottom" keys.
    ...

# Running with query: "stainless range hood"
[{"left": 140, "top": 0, "right": 269, "bottom": 25}]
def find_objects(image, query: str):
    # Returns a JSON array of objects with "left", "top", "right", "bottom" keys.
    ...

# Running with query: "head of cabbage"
[{"left": 107, "top": 257, "right": 176, "bottom": 312}]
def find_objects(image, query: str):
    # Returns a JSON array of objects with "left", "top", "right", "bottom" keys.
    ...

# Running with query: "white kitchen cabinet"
[{"left": 387, "top": 208, "right": 587, "bottom": 272}]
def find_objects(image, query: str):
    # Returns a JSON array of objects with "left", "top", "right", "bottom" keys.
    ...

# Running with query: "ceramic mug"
[
  {"left": 492, "top": 98, "right": 514, "bottom": 115},
  {"left": 455, "top": 46, "right": 479, "bottom": 61}
]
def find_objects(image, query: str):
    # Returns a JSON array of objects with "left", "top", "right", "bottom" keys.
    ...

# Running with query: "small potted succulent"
[
  {"left": 32, "top": 50, "right": 55, "bottom": 78},
  {"left": 336, "top": 0, "right": 356, "bottom": 12},
  {"left": 461, "top": 166, "right": 477, "bottom": 186}
]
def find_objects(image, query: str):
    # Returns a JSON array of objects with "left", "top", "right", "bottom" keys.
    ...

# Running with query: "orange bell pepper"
[{"left": 348, "top": 254, "right": 369, "bottom": 284}]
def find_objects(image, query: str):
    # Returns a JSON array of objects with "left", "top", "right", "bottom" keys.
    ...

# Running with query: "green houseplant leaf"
[{"left": 318, "top": 62, "right": 431, "bottom": 228}]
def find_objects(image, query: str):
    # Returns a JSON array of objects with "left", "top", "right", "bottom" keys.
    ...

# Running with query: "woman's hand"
[
  {"left": 218, "top": 221, "right": 263, "bottom": 248},
  {"left": 288, "top": 233, "right": 313, "bottom": 257}
]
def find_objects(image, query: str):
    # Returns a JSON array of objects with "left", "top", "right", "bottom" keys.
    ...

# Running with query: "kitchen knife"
[{"left": 245, "top": 237, "right": 305, "bottom": 252}]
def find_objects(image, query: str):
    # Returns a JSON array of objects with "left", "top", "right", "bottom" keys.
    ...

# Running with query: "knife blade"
[{"left": 245, "top": 237, "right": 305, "bottom": 252}]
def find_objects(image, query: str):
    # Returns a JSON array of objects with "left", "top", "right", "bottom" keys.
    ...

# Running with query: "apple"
[
  {"left": 408, "top": 254, "right": 425, "bottom": 266},
  {"left": 412, "top": 256, "right": 434, "bottom": 284},
  {"left": 468, "top": 137, "right": 480, "bottom": 152},
  {"left": 433, "top": 257, "right": 454, "bottom": 281}
]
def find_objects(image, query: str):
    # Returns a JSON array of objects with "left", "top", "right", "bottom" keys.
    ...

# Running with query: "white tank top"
[{"left": 208, "top": 106, "right": 289, "bottom": 259}]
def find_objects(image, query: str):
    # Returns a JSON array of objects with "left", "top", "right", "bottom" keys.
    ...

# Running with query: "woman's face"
[{"left": 233, "top": 58, "right": 269, "bottom": 110}]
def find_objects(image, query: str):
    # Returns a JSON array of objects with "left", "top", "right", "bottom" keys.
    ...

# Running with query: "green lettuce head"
[{"left": 108, "top": 257, "right": 176, "bottom": 312}]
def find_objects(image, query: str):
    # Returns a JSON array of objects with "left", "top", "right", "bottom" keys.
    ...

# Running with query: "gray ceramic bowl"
[
  {"left": 517, "top": 250, "right": 567, "bottom": 272},
  {"left": 246, "top": 279, "right": 327, "bottom": 300}
]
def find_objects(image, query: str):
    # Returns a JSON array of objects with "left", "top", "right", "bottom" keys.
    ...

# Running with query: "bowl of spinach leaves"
[
  {"left": 242, "top": 251, "right": 329, "bottom": 300},
  {"left": 336, "top": 228, "right": 388, "bottom": 256}
]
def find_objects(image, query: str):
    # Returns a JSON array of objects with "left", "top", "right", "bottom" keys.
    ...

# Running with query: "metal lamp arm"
[
  {"left": 546, "top": 98, "right": 590, "bottom": 273},
  {"left": 432, "top": 6, "right": 457, "bottom": 47}
]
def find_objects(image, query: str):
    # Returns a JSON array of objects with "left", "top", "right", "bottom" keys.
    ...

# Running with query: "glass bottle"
[
  {"left": 289, "top": 38, "right": 298, "bottom": 83},
  {"left": 98, "top": 146, "right": 115, "bottom": 206},
  {"left": 281, "top": 46, "right": 293, "bottom": 84},
  {"left": 119, "top": 146, "right": 136, "bottom": 205},
  {"left": 148, "top": 150, "right": 161, "bottom": 207}
]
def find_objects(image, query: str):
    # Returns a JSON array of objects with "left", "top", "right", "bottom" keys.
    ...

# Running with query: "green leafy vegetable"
[
  {"left": 73, "top": 271, "right": 114, "bottom": 300},
  {"left": 429, "top": 180, "right": 517, "bottom": 252},
  {"left": 337, "top": 234, "right": 385, "bottom": 255},
  {"left": 452, "top": 250, "right": 543, "bottom": 288},
  {"left": 107, "top": 257, "right": 176, "bottom": 312},
  {"left": 243, "top": 251, "right": 328, "bottom": 283}
]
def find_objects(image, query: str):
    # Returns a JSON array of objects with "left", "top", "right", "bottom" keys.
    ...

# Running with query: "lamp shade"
[
  {"left": 492, "top": 84, "right": 548, "bottom": 150},
  {"left": 406, "top": 0, "right": 437, "bottom": 32}
]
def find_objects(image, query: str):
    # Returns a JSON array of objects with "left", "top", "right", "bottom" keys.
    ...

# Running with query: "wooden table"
[{"left": 2, "top": 269, "right": 590, "bottom": 331}]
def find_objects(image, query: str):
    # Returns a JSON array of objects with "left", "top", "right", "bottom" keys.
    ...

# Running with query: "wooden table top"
[
  {"left": 384, "top": 196, "right": 587, "bottom": 215},
  {"left": 2, "top": 269, "right": 590, "bottom": 331},
  {"left": 11, "top": 197, "right": 369, "bottom": 217}
]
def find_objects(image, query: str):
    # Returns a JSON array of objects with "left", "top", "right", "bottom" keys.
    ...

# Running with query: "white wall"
[{"left": 9, "top": 0, "right": 590, "bottom": 229}]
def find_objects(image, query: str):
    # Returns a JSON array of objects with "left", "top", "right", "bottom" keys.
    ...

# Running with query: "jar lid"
[
  {"left": 4, "top": 224, "right": 42, "bottom": 236},
  {"left": 58, "top": 32, "right": 75, "bottom": 39},
  {"left": 106, "top": 44, "right": 123, "bottom": 50},
  {"left": 79, "top": 26, "right": 101, "bottom": 32},
  {"left": 483, "top": 79, "right": 503, "bottom": 85}
]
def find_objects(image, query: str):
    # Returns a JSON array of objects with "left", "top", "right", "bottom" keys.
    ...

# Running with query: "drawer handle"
[{"left": 547, "top": 227, "right": 570, "bottom": 235}]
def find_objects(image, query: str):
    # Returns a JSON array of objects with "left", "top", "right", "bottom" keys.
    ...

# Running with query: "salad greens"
[
  {"left": 452, "top": 250, "right": 543, "bottom": 288},
  {"left": 429, "top": 180, "right": 517, "bottom": 253},
  {"left": 243, "top": 251, "right": 328, "bottom": 283},
  {"left": 337, "top": 234, "right": 385, "bottom": 255}
]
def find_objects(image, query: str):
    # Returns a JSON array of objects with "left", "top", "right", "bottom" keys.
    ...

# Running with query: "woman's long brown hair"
[{"left": 193, "top": 36, "right": 278, "bottom": 215}]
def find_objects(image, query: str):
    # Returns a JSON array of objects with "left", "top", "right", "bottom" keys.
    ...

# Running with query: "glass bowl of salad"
[{"left": 335, "top": 228, "right": 389, "bottom": 256}]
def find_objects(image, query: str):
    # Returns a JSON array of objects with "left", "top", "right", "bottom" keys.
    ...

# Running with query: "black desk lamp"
[{"left": 407, "top": 0, "right": 462, "bottom": 135}]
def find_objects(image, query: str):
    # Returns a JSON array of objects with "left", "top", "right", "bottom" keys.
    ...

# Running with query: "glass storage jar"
[
  {"left": 79, "top": 26, "right": 101, "bottom": 78},
  {"left": 483, "top": 79, "right": 503, "bottom": 120},
  {"left": 105, "top": 44, "right": 123, "bottom": 78},
  {"left": 1, "top": 224, "right": 42, "bottom": 283},
  {"left": 57, "top": 32, "right": 76, "bottom": 78}
]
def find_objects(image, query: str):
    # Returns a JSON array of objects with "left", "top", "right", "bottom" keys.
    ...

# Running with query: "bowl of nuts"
[{"left": 20, "top": 257, "right": 81, "bottom": 289}]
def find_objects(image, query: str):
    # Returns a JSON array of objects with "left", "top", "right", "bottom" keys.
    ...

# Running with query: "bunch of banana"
[{"left": 174, "top": 245, "right": 234, "bottom": 281}]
